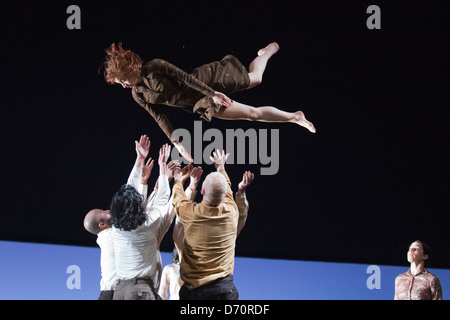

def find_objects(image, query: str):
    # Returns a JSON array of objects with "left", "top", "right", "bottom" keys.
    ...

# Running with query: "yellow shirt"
[{"left": 172, "top": 169, "right": 239, "bottom": 290}]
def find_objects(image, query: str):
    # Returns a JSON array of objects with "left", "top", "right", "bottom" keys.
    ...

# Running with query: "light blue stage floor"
[{"left": 0, "top": 240, "right": 448, "bottom": 300}]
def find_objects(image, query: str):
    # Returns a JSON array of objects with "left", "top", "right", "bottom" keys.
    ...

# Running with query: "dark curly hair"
[{"left": 110, "top": 184, "right": 146, "bottom": 231}]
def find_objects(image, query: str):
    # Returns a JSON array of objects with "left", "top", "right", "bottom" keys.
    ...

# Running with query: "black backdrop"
[{"left": 1, "top": 0, "right": 449, "bottom": 268}]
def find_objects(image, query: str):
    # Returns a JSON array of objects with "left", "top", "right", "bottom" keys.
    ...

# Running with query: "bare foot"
[
  {"left": 257, "top": 42, "right": 280, "bottom": 57},
  {"left": 293, "top": 111, "right": 316, "bottom": 133}
]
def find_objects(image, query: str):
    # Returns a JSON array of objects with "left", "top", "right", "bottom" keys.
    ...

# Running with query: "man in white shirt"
[
  {"left": 111, "top": 143, "right": 173, "bottom": 300},
  {"left": 83, "top": 209, "right": 116, "bottom": 300},
  {"left": 83, "top": 135, "right": 154, "bottom": 299}
]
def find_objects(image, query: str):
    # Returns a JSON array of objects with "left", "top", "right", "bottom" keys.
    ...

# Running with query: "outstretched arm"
[
  {"left": 210, "top": 149, "right": 236, "bottom": 209},
  {"left": 146, "top": 144, "right": 171, "bottom": 219},
  {"left": 134, "top": 134, "right": 150, "bottom": 169},
  {"left": 172, "top": 166, "right": 195, "bottom": 251},
  {"left": 172, "top": 166, "right": 201, "bottom": 223},
  {"left": 188, "top": 166, "right": 203, "bottom": 194},
  {"left": 172, "top": 164, "right": 196, "bottom": 251},
  {"left": 127, "top": 135, "right": 152, "bottom": 202},
  {"left": 132, "top": 90, "right": 175, "bottom": 141},
  {"left": 209, "top": 149, "right": 229, "bottom": 172},
  {"left": 134, "top": 134, "right": 155, "bottom": 186},
  {"left": 236, "top": 171, "right": 254, "bottom": 236},
  {"left": 132, "top": 89, "right": 193, "bottom": 163}
]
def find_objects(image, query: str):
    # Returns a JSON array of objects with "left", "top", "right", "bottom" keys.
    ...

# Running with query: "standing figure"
[
  {"left": 158, "top": 247, "right": 183, "bottom": 300},
  {"left": 172, "top": 150, "right": 245, "bottom": 300},
  {"left": 83, "top": 134, "right": 154, "bottom": 300},
  {"left": 394, "top": 240, "right": 443, "bottom": 300},
  {"left": 110, "top": 144, "right": 172, "bottom": 300}
]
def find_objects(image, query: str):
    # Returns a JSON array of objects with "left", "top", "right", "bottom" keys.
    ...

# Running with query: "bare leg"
[
  {"left": 214, "top": 101, "right": 316, "bottom": 133},
  {"left": 247, "top": 42, "right": 280, "bottom": 89}
]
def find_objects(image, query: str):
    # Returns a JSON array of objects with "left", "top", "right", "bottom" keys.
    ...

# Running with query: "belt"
[
  {"left": 116, "top": 277, "right": 161, "bottom": 300},
  {"left": 117, "top": 277, "right": 153, "bottom": 285}
]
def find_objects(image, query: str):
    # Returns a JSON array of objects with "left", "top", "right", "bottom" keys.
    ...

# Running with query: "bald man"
[
  {"left": 168, "top": 167, "right": 253, "bottom": 300},
  {"left": 83, "top": 135, "right": 152, "bottom": 299},
  {"left": 172, "top": 150, "right": 245, "bottom": 300},
  {"left": 84, "top": 209, "right": 116, "bottom": 299}
]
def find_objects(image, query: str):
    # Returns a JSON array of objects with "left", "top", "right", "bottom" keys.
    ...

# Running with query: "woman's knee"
[
  {"left": 247, "top": 107, "right": 261, "bottom": 121},
  {"left": 248, "top": 73, "right": 262, "bottom": 89}
]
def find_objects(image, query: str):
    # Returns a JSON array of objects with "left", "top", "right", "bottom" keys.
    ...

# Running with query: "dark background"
[{"left": 1, "top": 1, "right": 449, "bottom": 268}]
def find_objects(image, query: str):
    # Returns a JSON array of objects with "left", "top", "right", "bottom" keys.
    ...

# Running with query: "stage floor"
[{"left": 0, "top": 240, "right": 448, "bottom": 300}]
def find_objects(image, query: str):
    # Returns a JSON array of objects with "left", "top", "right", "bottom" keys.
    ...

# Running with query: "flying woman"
[{"left": 103, "top": 42, "right": 315, "bottom": 162}]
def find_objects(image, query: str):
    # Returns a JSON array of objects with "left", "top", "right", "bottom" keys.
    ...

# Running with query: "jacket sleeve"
[
  {"left": 172, "top": 180, "right": 196, "bottom": 224},
  {"left": 218, "top": 169, "right": 238, "bottom": 212},
  {"left": 132, "top": 89, "right": 175, "bottom": 141},
  {"left": 172, "top": 187, "right": 196, "bottom": 252}
]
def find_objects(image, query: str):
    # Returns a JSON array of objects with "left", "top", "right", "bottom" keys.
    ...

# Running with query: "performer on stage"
[
  {"left": 109, "top": 143, "right": 172, "bottom": 300},
  {"left": 102, "top": 42, "right": 316, "bottom": 162},
  {"left": 171, "top": 150, "right": 252, "bottom": 300},
  {"left": 83, "top": 135, "right": 153, "bottom": 300},
  {"left": 158, "top": 247, "right": 183, "bottom": 300},
  {"left": 394, "top": 240, "right": 442, "bottom": 300}
]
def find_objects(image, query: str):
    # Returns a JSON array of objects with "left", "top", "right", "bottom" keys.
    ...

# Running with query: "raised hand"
[
  {"left": 141, "top": 157, "right": 154, "bottom": 185},
  {"left": 180, "top": 164, "right": 193, "bottom": 183},
  {"left": 135, "top": 135, "right": 151, "bottom": 160},
  {"left": 158, "top": 143, "right": 171, "bottom": 176},
  {"left": 158, "top": 143, "right": 171, "bottom": 166},
  {"left": 238, "top": 171, "right": 254, "bottom": 192},
  {"left": 167, "top": 160, "right": 181, "bottom": 181},
  {"left": 209, "top": 149, "right": 230, "bottom": 171},
  {"left": 189, "top": 166, "right": 203, "bottom": 191},
  {"left": 173, "top": 141, "right": 194, "bottom": 163}
]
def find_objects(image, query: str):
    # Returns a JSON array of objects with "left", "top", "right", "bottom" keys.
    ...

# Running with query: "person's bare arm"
[{"left": 236, "top": 171, "right": 254, "bottom": 236}]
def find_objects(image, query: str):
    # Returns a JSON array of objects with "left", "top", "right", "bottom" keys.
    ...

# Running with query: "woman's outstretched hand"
[
  {"left": 173, "top": 141, "right": 194, "bottom": 163},
  {"left": 212, "top": 91, "right": 233, "bottom": 108}
]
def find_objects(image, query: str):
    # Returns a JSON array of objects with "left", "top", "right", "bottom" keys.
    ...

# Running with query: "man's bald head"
[{"left": 83, "top": 209, "right": 111, "bottom": 235}]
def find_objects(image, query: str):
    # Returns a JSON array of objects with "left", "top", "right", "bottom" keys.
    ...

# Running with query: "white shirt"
[
  {"left": 126, "top": 165, "right": 148, "bottom": 204},
  {"left": 95, "top": 165, "right": 147, "bottom": 291},
  {"left": 113, "top": 173, "right": 171, "bottom": 288},
  {"left": 96, "top": 228, "right": 117, "bottom": 291}
]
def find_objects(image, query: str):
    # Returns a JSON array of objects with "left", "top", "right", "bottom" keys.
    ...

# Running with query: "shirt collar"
[{"left": 407, "top": 268, "right": 429, "bottom": 277}]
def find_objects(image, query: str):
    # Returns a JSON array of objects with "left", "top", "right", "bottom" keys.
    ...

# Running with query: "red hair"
[{"left": 103, "top": 42, "right": 143, "bottom": 84}]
